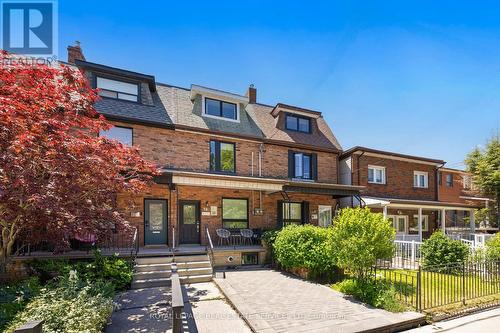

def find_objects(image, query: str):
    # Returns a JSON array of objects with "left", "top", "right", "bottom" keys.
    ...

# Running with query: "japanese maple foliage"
[{"left": 0, "top": 51, "right": 157, "bottom": 268}]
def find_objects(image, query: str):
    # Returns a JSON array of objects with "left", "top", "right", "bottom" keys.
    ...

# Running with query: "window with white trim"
[
  {"left": 96, "top": 77, "right": 139, "bottom": 102},
  {"left": 387, "top": 215, "right": 407, "bottom": 233},
  {"left": 413, "top": 171, "right": 428, "bottom": 188},
  {"left": 368, "top": 165, "right": 386, "bottom": 184},
  {"left": 318, "top": 205, "right": 332, "bottom": 227},
  {"left": 410, "top": 215, "right": 429, "bottom": 232}
]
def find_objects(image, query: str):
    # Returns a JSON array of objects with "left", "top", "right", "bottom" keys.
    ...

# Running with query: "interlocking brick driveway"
[{"left": 215, "top": 269, "right": 425, "bottom": 333}]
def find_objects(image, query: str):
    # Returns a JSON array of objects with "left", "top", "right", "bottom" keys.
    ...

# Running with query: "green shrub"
[
  {"left": 0, "top": 277, "right": 41, "bottom": 331},
  {"left": 261, "top": 229, "right": 280, "bottom": 264},
  {"left": 421, "top": 231, "right": 469, "bottom": 269},
  {"left": 75, "top": 250, "right": 133, "bottom": 292},
  {"left": 486, "top": 233, "right": 500, "bottom": 261},
  {"left": 5, "top": 272, "right": 113, "bottom": 333},
  {"left": 273, "top": 224, "right": 335, "bottom": 279},
  {"left": 29, "top": 259, "right": 72, "bottom": 282},
  {"left": 331, "top": 207, "right": 395, "bottom": 278},
  {"left": 332, "top": 278, "right": 406, "bottom": 312}
]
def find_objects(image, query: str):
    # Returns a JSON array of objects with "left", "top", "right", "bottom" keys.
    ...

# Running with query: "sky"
[{"left": 57, "top": 0, "right": 500, "bottom": 169}]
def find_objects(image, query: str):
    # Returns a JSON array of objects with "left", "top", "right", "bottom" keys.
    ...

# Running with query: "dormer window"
[
  {"left": 96, "top": 76, "right": 139, "bottom": 102},
  {"left": 285, "top": 114, "right": 311, "bottom": 133},
  {"left": 204, "top": 97, "right": 238, "bottom": 121}
]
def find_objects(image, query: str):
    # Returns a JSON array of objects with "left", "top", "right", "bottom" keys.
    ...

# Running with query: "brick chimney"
[
  {"left": 67, "top": 41, "right": 85, "bottom": 64},
  {"left": 247, "top": 84, "right": 257, "bottom": 104}
]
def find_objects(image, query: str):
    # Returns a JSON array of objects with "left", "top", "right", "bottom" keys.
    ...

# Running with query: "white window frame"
[
  {"left": 202, "top": 96, "right": 240, "bottom": 123},
  {"left": 387, "top": 215, "right": 408, "bottom": 234},
  {"left": 410, "top": 215, "right": 429, "bottom": 232},
  {"left": 318, "top": 205, "right": 332, "bottom": 227},
  {"left": 368, "top": 165, "right": 386, "bottom": 184},
  {"left": 413, "top": 171, "right": 429, "bottom": 188},
  {"left": 96, "top": 76, "right": 139, "bottom": 102}
]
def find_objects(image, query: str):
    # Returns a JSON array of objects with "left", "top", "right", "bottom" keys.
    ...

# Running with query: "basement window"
[{"left": 242, "top": 252, "right": 259, "bottom": 265}]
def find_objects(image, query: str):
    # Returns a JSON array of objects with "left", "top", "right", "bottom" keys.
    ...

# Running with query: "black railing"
[
  {"left": 13, "top": 226, "right": 139, "bottom": 258},
  {"left": 368, "top": 259, "right": 500, "bottom": 312}
]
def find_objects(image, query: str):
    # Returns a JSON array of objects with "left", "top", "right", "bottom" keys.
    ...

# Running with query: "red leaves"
[{"left": 0, "top": 52, "right": 157, "bottom": 249}]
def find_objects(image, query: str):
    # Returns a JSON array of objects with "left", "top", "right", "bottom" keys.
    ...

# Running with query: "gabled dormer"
[
  {"left": 270, "top": 103, "right": 322, "bottom": 135},
  {"left": 190, "top": 84, "right": 249, "bottom": 123}
]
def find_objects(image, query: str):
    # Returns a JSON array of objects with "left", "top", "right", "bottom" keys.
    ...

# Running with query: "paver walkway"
[
  {"left": 215, "top": 268, "right": 426, "bottom": 333},
  {"left": 106, "top": 287, "right": 172, "bottom": 333}
]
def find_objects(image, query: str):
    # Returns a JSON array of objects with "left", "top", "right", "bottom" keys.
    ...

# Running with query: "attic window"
[
  {"left": 285, "top": 114, "right": 310, "bottom": 133},
  {"left": 96, "top": 76, "right": 139, "bottom": 102},
  {"left": 204, "top": 97, "right": 238, "bottom": 121}
]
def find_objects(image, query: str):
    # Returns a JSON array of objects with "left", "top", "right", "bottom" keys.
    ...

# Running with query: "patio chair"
[
  {"left": 240, "top": 229, "right": 254, "bottom": 245},
  {"left": 216, "top": 228, "right": 231, "bottom": 246}
]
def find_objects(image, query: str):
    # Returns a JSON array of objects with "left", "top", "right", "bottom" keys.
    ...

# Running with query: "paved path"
[
  {"left": 106, "top": 287, "right": 172, "bottom": 333},
  {"left": 184, "top": 282, "right": 252, "bottom": 333},
  {"left": 404, "top": 307, "right": 500, "bottom": 332},
  {"left": 215, "top": 268, "right": 425, "bottom": 333}
]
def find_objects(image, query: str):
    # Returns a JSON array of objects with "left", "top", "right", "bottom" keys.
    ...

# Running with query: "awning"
[
  {"left": 362, "top": 196, "right": 483, "bottom": 210},
  {"left": 362, "top": 197, "right": 390, "bottom": 208}
]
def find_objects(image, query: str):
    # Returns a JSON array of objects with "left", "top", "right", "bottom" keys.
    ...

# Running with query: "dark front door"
[
  {"left": 144, "top": 199, "right": 167, "bottom": 245},
  {"left": 179, "top": 201, "right": 201, "bottom": 244}
]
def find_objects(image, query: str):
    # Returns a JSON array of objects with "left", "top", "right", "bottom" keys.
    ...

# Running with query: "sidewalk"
[{"left": 405, "top": 307, "right": 500, "bottom": 332}]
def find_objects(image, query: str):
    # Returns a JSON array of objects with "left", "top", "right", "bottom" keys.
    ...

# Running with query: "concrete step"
[
  {"left": 131, "top": 277, "right": 171, "bottom": 289},
  {"left": 135, "top": 256, "right": 173, "bottom": 265},
  {"left": 176, "top": 260, "right": 211, "bottom": 269},
  {"left": 133, "top": 270, "right": 171, "bottom": 280},
  {"left": 178, "top": 267, "right": 213, "bottom": 277},
  {"left": 135, "top": 263, "right": 172, "bottom": 272},
  {"left": 173, "top": 254, "right": 209, "bottom": 263},
  {"left": 179, "top": 274, "right": 213, "bottom": 284}
]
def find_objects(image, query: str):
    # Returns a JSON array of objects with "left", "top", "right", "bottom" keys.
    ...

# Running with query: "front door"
[
  {"left": 144, "top": 199, "right": 168, "bottom": 245},
  {"left": 179, "top": 201, "right": 201, "bottom": 244}
]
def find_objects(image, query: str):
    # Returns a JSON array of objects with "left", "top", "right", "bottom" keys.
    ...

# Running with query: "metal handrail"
[{"left": 206, "top": 226, "right": 216, "bottom": 275}]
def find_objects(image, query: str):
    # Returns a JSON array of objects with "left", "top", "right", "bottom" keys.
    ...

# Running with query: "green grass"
[{"left": 374, "top": 267, "right": 500, "bottom": 312}]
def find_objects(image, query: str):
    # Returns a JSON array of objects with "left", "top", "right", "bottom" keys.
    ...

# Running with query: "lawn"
[{"left": 374, "top": 267, "right": 500, "bottom": 312}]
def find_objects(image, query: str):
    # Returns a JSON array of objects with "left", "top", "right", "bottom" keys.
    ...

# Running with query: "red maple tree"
[{"left": 0, "top": 51, "right": 157, "bottom": 270}]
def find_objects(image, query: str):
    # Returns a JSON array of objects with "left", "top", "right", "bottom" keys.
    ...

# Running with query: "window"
[
  {"left": 204, "top": 97, "right": 237, "bottom": 120},
  {"left": 282, "top": 202, "right": 302, "bottom": 226},
  {"left": 413, "top": 171, "right": 428, "bottom": 188},
  {"left": 410, "top": 215, "right": 429, "bottom": 232},
  {"left": 463, "top": 175, "right": 472, "bottom": 190},
  {"left": 96, "top": 77, "right": 139, "bottom": 102},
  {"left": 446, "top": 174, "right": 453, "bottom": 187},
  {"left": 368, "top": 165, "right": 386, "bottom": 184},
  {"left": 318, "top": 206, "right": 332, "bottom": 227},
  {"left": 290, "top": 152, "right": 316, "bottom": 180},
  {"left": 222, "top": 198, "right": 248, "bottom": 229},
  {"left": 285, "top": 114, "right": 311, "bottom": 133},
  {"left": 388, "top": 215, "right": 407, "bottom": 233},
  {"left": 99, "top": 126, "right": 132, "bottom": 146},
  {"left": 242, "top": 252, "right": 259, "bottom": 265},
  {"left": 210, "top": 140, "right": 235, "bottom": 173}
]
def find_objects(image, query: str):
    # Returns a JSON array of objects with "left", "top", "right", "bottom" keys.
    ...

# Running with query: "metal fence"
[{"left": 370, "top": 259, "right": 500, "bottom": 312}]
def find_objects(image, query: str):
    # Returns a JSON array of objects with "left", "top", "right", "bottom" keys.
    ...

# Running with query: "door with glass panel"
[
  {"left": 387, "top": 215, "right": 407, "bottom": 235},
  {"left": 318, "top": 205, "right": 333, "bottom": 227},
  {"left": 179, "top": 201, "right": 201, "bottom": 244},
  {"left": 144, "top": 199, "right": 167, "bottom": 245}
]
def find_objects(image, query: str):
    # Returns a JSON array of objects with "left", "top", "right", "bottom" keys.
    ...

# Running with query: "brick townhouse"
[
  {"left": 339, "top": 147, "right": 488, "bottom": 241},
  {"left": 67, "top": 44, "right": 362, "bottom": 249}
]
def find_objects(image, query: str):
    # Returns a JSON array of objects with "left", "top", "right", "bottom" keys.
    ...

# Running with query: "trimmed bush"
[
  {"left": 421, "top": 231, "right": 469, "bottom": 269},
  {"left": 273, "top": 224, "right": 335, "bottom": 279},
  {"left": 331, "top": 207, "right": 395, "bottom": 278},
  {"left": 486, "top": 233, "right": 500, "bottom": 261}
]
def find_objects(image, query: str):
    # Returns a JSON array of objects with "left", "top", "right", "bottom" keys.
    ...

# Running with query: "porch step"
[
  {"left": 135, "top": 256, "right": 173, "bottom": 265},
  {"left": 179, "top": 274, "right": 213, "bottom": 284},
  {"left": 135, "top": 263, "right": 172, "bottom": 272},
  {"left": 131, "top": 277, "right": 171, "bottom": 289},
  {"left": 172, "top": 254, "right": 210, "bottom": 263},
  {"left": 178, "top": 267, "right": 213, "bottom": 277},
  {"left": 176, "top": 260, "right": 211, "bottom": 269},
  {"left": 133, "top": 270, "right": 171, "bottom": 280}
]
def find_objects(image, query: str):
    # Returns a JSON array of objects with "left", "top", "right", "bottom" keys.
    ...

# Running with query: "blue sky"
[{"left": 58, "top": 0, "right": 500, "bottom": 169}]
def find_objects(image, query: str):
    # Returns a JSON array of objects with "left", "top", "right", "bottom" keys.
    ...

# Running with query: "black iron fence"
[{"left": 367, "top": 259, "right": 500, "bottom": 312}]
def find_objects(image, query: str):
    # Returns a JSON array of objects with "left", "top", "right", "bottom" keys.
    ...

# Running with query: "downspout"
[
  {"left": 258, "top": 144, "right": 264, "bottom": 177},
  {"left": 436, "top": 163, "right": 445, "bottom": 201}
]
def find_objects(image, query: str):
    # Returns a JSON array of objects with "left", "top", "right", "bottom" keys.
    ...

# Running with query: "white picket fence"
[{"left": 392, "top": 240, "right": 423, "bottom": 270}]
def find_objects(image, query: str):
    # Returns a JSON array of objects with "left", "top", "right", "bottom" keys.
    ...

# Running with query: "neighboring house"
[
  {"left": 339, "top": 147, "right": 487, "bottom": 241},
  {"left": 68, "top": 44, "right": 362, "bottom": 250},
  {"left": 438, "top": 168, "right": 492, "bottom": 232}
]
